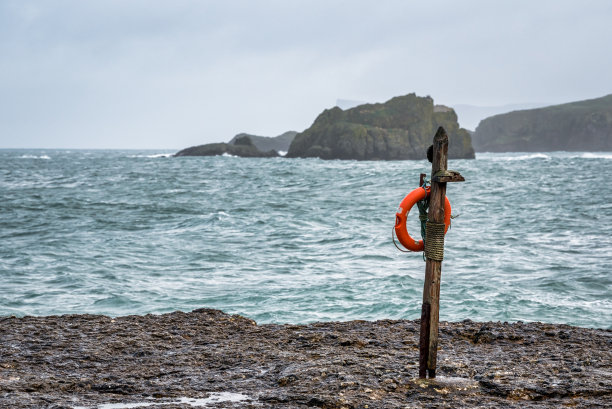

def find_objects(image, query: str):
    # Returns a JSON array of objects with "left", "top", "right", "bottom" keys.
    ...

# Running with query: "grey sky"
[{"left": 1, "top": 0, "right": 610, "bottom": 149}]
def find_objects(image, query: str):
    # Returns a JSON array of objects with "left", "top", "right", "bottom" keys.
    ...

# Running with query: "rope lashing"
[
  {"left": 424, "top": 221, "right": 446, "bottom": 261},
  {"left": 417, "top": 179, "right": 455, "bottom": 261}
]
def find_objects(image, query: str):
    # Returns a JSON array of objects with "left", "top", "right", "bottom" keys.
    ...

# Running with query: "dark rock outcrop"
[
  {"left": 229, "top": 131, "right": 297, "bottom": 153},
  {"left": 1, "top": 309, "right": 610, "bottom": 408},
  {"left": 174, "top": 136, "right": 279, "bottom": 158},
  {"left": 286, "top": 94, "right": 475, "bottom": 160},
  {"left": 472, "top": 94, "right": 612, "bottom": 152}
]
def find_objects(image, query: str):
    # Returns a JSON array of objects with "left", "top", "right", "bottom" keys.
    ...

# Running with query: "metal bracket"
[{"left": 432, "top": 169, "right": 465, "bottom": 183}]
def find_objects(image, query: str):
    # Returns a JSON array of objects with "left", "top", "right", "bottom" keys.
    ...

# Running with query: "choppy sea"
[{"left": 0, "top": 150, "right": 610, "bottom": 329}]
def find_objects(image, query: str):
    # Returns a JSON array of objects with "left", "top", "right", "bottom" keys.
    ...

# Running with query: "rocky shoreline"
[{"left": 1, "top": 309, "right": 610, "bottom": 408}]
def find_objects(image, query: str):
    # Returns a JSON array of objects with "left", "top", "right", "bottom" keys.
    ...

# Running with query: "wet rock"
[
  {"left": 472, "top": 325, "right": 497, "bottom": 344},
  {"left": 0, "top": 309, "right": 610, "bottom": 408},
  {"left": 277, "top": 374, "right": 297, "bottom": 387}
]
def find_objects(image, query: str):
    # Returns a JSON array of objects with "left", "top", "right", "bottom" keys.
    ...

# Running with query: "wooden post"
[{"left": 418, "top": 126, "right": 460, "bottom": 379}]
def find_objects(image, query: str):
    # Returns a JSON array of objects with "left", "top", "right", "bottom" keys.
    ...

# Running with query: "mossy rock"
[
  {"left": 286, "top": 94, "right": 475, "bottom": 160},
  {"left": 174, "top": 142, "right": 278, "bottom": 158},
  {"left": 228, "top": 131, "right": 297, "bottom": 152}
]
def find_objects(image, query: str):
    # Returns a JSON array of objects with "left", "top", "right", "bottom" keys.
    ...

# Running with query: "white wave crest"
[
  {"left": 128, "top": 153, "right": 174, "bottom": 158},
  {"left": 579, "top": 152, "right": 612, "bottom": 159},
  {"left": 221, "top": 152, "right": 238, "bottom": 157},
  {"left": 497, "top": 153, "right": 550, "bottom": 161},
  {"left": 20, "top": 154, "right": 51, "bottom": 160}
]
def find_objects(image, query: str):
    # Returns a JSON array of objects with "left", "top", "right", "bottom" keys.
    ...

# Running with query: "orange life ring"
[{"left": 394, "top": 187, "right": 451, "bottom": 252}]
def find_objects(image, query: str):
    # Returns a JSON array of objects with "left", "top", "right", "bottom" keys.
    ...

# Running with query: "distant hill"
[
  {"left": 472, "top": 94, "right": 612, "bottom": 152},
  {"left": 174, "top": 135, "right": 279, "bottom": 158},
  {"left": 452, "top": 103, "right": 550, "bottom": 131},
  {"left": 286, "top": 93, "right": 475, "bottom": 160},
  {"left": 228, "top": 131, "right": 297, "bottom": 153}
]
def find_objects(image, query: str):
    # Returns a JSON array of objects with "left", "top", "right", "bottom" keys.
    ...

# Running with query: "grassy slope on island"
[
  {"left": 286, "top": 93, "right": 475, "bottom": 160},
  {"left": 472, "top": 94, "right": 612, "bottom": 152}
]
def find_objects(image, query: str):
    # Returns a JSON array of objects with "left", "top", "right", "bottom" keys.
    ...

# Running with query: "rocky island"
[
  {"left": 472, "top": 94, "right": 612, "bottom": 152},
  {"left": 174, "top": 135, "right": 280, "bottom": 158},
  {"left": 287, "top": 94, "right": 475, "bottom": 160},
  {"left": 1, "top": 309, "right": 610, "bottom": 408},
  {"left": 229, "top": 131, "right": 297, "bottom": 154},
  {"left": 175, "top": 132, "right": 297, "bottom": 158}
]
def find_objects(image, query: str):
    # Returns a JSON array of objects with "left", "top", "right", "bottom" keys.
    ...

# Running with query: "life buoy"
[{"left": 394, "top": 187, "right": 451, "bottom": 252}]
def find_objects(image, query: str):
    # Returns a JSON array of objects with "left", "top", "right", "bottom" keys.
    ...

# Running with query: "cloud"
[{"left": 1, "top": 0, "right": 611, "bottom": 148}]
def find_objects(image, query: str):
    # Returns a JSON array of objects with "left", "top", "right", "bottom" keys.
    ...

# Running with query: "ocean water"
[{"left": 0, "top": 149, "right": 610, "bottom": 329}]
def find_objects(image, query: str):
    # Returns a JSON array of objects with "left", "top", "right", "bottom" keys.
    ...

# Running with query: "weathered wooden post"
[{"left": 419, "top": 127, "right": 464, "bottom": 378}]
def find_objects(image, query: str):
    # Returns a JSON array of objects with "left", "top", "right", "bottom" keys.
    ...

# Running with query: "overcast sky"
[{"left": 1, "top": 0, "right": 611, "bottom": 149}]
